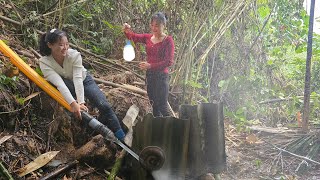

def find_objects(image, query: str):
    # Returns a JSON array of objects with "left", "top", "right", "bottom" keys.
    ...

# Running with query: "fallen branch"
[
  {"left": 8, "top": 0, "right": 22, "bottom": 22},
  {"left": 16, "top": 49, "right": 34, "bottom": 58},
  {"left": 268, "top": 142, "right": 320, "bottom": 165},
  {"left": 259, "top": 95, "right": 320, "bottom": 104},
  {"left": 225, "top": 135, "right": 239, "bottom": 147},
  {"left": 70, "top": 45, "right": 144, "bottom": 80},
  {"left": 29, "top": 47, "right": 42, "bottom": 59},
  {"left": 86, "top": 59, "right": 123, "bottom": 73},
  {"left": 94, "top": 78, "right": 176, "bottom": 116},
  {"left": 259, "top": 97, "right": 297, "bottom": 104},
  {"left": 0, "top": 15, "right": 20, "bottom": 26},
  {"left": 248, "top": 126, "right": 298, "bottom": 134},
  {"left": 0, "top": 135, "right": 13, "bottom": 145},
  {"left": 132, "top": 81, "right": 145, "bottom": 86},
  {"left": 94, "top": 77, "right": 147, "bottom": 95},
  {"left": 39, "top": 160, "right": 78, "bottom": 180}
]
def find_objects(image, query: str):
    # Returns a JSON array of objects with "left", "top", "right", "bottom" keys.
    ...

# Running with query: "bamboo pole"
[
  {"left": 105, "top": 170, "right": 122, "bottom": 180},
  {"left": 0, "top": 162, "right": 14, "bottom": 180},
  {"left": 302, "top": 0, "right": 316, "bottom": 132},
  {"left": 37, "top": 0, "right": 89, "bottom": 19}
]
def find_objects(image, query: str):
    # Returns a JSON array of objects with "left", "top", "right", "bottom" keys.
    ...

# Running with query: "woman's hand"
[
  {"left": 122, "top": 23, "right": 131, "bottom": 33},
  {"left": 79, "top": 103, "right": 88, "bottom": 112},
  {"left": 70, "top": 101, "right": 81, "bottom": 119},
  {"left": 139, "top": 62, "right": 151, "bottom": 70}
]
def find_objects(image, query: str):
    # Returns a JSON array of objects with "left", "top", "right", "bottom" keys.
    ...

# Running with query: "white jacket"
[{"left": 39, "top": 49, "right": 87, "bottom": 104}]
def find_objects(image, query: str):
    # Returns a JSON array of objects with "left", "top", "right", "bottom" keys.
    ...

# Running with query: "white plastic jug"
[{"left": 123, "top": 40, "right": 135, "bottom": 61}]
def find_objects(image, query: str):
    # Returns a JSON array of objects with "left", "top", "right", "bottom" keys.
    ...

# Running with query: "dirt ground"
[
  {"left": 1, "top": 114, "right": 319, "bottom": 180},
  {"left": 220, "top": 121, "right": 320, "bottom": 180}
]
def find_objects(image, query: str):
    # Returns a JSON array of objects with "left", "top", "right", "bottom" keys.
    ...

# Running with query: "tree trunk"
[{"left": 302, "top": 0, "right": 315, "bottom": 132}]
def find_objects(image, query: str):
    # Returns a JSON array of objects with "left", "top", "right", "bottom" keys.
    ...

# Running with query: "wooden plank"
[
  {"left": 249, "top": 126, "right": 298, "bottom": 134},
  {"left": 0, "top": 135, "right": 12, "bottom": 145}
]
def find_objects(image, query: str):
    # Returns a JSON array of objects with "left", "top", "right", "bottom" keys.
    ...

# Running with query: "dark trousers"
[
  {"left": 146, "top": 71, "right": 171, "bottom": 117},
  {"left": 62, "top": 74, "right": 122, "bottom": 133}
]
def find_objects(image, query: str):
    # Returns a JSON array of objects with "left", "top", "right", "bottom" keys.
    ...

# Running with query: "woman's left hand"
[
  {"left": 139, "top": 62, "right": 151, "bottom": 70},
  {"left": 80, "top": 103, "right": 88, "bottom": 112}
]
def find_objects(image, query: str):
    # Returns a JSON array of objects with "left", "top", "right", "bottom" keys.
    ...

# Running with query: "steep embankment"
[{"left": 0, "top": 29, "right": 151, "bottom": 179}]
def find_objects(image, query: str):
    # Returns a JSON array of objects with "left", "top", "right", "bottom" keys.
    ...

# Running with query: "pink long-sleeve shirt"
[{"left": 125, "top": 31, "right": 174, "bottom": 73}]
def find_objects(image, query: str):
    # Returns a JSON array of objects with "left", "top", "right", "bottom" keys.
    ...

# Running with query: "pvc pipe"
[{"left": 0, "top": 40, "right": 71, "bottom": 112}]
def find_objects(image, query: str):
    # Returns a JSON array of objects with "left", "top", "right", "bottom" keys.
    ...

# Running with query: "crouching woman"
[{"left": 39, "top": 28, "right": 125, "bottom": 141}]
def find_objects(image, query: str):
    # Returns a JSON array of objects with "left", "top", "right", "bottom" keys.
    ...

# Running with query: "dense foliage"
[{"left": 1, "top": 0, "right": 319, "bottom": 129}]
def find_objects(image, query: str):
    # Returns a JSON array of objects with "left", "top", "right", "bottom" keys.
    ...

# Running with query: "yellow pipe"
[{"left": 0, "top": 40, "right": 71, "bottom": 112}]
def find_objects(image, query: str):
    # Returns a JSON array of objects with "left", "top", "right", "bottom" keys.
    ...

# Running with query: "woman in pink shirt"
[{"left": 123, "top": 12, "right": 174, "bottom": 117}]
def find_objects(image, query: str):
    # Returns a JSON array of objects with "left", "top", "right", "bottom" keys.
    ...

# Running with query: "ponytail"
[
  {"left": 39, "top": 33, "right": 51, "bottom": 56},
  {"left": 39, "top": 29, "right": 67, "bottom": 56}
]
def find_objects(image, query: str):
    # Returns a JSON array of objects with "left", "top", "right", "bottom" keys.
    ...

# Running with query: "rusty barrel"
[
  {"left": 180, "top": 102, "right": 226, "bottom": 179},
  {"left": 129, "top": 113, "right": 190, "bottom": 180}
]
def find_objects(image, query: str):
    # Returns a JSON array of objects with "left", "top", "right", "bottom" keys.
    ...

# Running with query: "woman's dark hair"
[
  {"left": 39, "top": 29, "right": 67, "bottom": 56},
  {"left": 151, "top": 12, "right": 167, "bottom": 25}
]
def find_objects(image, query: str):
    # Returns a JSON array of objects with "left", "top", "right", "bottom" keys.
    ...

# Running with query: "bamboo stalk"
[
  {"left": 29, "top": 47, "right": 42, "bottom": 59},
  {"left": 42, "top": 0, "right": 59, "bottom": 14},
  {"left": 170, "top": 0, "right": 250, "bottom": 104},
  {"left": 38, "top": 0, "right": 89, "bottom": 18},
  {"left": 8, "top": 0, "right": 22, "bottom": 22},
  {"left": 0, "top": 15, "right": 144, "bottom": 81},
  {"left": 58, "top": 0, "right": 66, "bottom": 29},
  {"left": 191, "top": 0, "right": 248, "bottom": 101},
  {"left": 105, "top": 170, "right": 122, "bottom": 180},
  {"left": 0, "top": 162, "right": 14, "bottom": 180}
]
